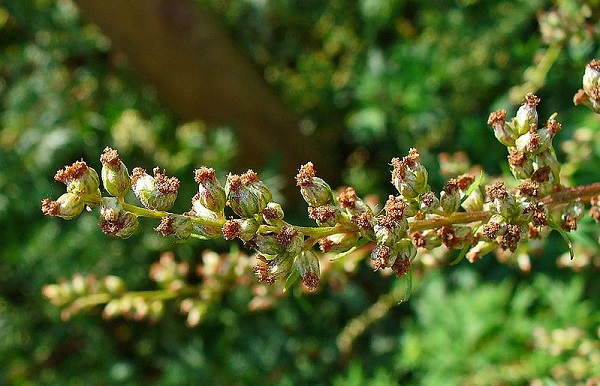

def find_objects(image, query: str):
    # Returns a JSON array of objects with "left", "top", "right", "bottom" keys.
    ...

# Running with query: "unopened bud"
[
  {"left": 581, "top": 59, "right": 600, "bottom": 112},
  {"left": 239, "top": 218, "right": 260, "bottom": 241},
  {"left": 103, "top": 275, "right": 126, "bottom": 294},
  {"left": 488, "top": 109, "right": 515, "bottom": 146},
  {"left": 194, "top": 167, "right": 226, "bottom": 213},
  {"left": 295, "top": 250, "right": 320, "bottom": 291},
  {"left": 99, "top": 198, "right": 139, "bottom": 238},
  {"left": 318, "top": 232, "right": 359, "bottom": 253},
  {"left": 461, "top": 186, "right": 484, "bottom": 212},
  {"left": 54, "top": 161, "right": 101, "bottom": 205},
  {"left": 508, "top": 148, "right": 534, "bottom": 180},
  {"left": 155, "top": 214, "right": 195, "bottom": 239},
  {"left": 262, "top": 202, "right": 285, "bottom": 226},
  {"left": 100, "top": 147, "right": 131, "bottom": 198},
  {"left": 253, "top": 253, "right": 294, "bottom": 284},
  {"left": 466, "top": 240, "right": 497, "bottom": 262},
  {"left": 41, "top": 193, "right": 85, "bottom": 220},
  {"left": 252, "top": 233, "right": 285, "bottom": 256},
  {"left": 394, "top": 238, "right": 417, "bottom": 261},
  {"left": 440, "top": 180, "right": 461, "bottom": 214},
  {"left": 513, "top": 93, "right": 540, "bottom": 136},
  {"left": 131, "top": 167, "right": 179, "bottom": 211},
  {"left": 296, "top": 163, "right": 333, "bottom": 206},
  {"left": 391, "top": 149, "right": 429, "bottom": 199},
  {"left": 225, "top": 170, "right": 271, "bottom": 217}
]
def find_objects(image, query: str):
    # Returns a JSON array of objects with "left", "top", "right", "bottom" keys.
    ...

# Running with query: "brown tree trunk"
[{"left": 74, "top": 0, "right": 334, "bottom": 186}]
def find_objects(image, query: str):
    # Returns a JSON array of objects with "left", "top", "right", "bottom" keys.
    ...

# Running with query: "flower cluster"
[{"left": 42, "top": 61, "right": 600, "bottom": 325}]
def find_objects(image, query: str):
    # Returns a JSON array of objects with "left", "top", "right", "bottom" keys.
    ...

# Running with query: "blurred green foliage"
[{"left": 1, "top": 0, "right": 600, "bottom": 384}]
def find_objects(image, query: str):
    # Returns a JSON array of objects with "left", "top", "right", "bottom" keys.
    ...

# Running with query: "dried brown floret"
[
  {"left": 154, "top": 216, "right": 175, "bottom": 236},
  {"left": 531, "top": 166, "right": 551, "bottom": 183},
  {"left": 307, "top": 205, "right": 337, "bottom": 224},
  {"left": 337, "top": 187, "right": 358, "bottom": 209},
  {"left": 391, "top": 257, "right": 410, "bottom": 277},
  {"left": 240, "top": 170, "right": 259, "bottom": 185},
  {"left": 508, "top": 148, "right": 527, "bottom": 167},
  {"left": 486, "top": 181, "right": 508, "bottom": 201},
  {"left": 54, "top": 160, "right": 89, "bottom": 183},
  {"left": 500, "top": 224, "right": 521, "bottom": 252},
  {"left": 295, "top": 162, "right": 316, "bottom": 187},
  {"left": 517, "top": 181, "right": 539, "bottom": 197},
  {"left": 41, "top": 198, "right": 60, "bottom": 216},
  {"left": 487, "top": 109, "right": 507, "bottom": 127},
  {"left": 390, "top": 157, "right": 405, "bottom": 181},
  {"left": 222, "top": 219, "right": 241, "bottom": 240},
  {"left": 443, "top": 179, "right": 459, "bottom": 194},
  {"left": 457, "top": 174, "right": 475, "bottom": 191},
  {"left": 482, "top": 222, "right": 501, "bottom": 240},
  {"left": 351, "top": 212, "right": 374, "bottom": 230},
  {"left": 153, "top": 167, "right": 180, "bottom": 194},
  {"left": 274, "top": 226, "right": 298, "bottom": 246},
  {"left": 194, "top": 167, "right": 216, "bottom": 183}
]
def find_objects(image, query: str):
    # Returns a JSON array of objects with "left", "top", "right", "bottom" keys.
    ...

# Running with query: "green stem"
[{"left": 121, "top": 201, "right": 168, "bottom": 219}]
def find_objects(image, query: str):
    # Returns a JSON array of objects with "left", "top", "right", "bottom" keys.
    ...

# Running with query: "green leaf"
[
  {"left": 460, "top": 171, "right": 484, "bottom": 205},
  {"left": 283, "top": 269, "right": 300, "bottom": 292}
]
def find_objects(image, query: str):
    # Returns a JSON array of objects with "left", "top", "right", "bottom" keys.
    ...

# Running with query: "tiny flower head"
[
  {"left": 194, "top": 167, "right": 226, "bottom": 213},
  {"left": 41, "top": 193, "right": 84, "bottom": 220},
  {"left": 131, "top": 167, "right": 179, "bottom": 211},
  {"left": 296, "top": 162, "right": 333, "bottom": 207},
  {"left": 100, "top": 147, "right": 131, "bottom": 198},
  {"left": 295, "top": 250, "right": 320, "bottom": 292}
]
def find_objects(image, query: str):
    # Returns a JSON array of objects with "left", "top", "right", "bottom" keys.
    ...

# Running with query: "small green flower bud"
[
  {"left": 262, "top": 202, "right": 285, "bottom": 226},
  {"left": 296, "top": 163, "right": 333, "bottom": 206},
  {"left": 100, "top": 147, "right": 131, "bottom": 198},
  {"left": 390, "top": 149, "right": 429, "bottom": 199},
  {"left": 190, "top": 195, "right": 223, "bottom": 224},
  {"left": 155, "top": 214, "right": 195, "bottom": 239},
  {"left": 488, "top": 109, "right": 516, "bottom": 146},
  {"left": 103, "top": 275, "right": 126, "bottom": 295},
  {"left": 295, "top": 250, "right": 320, "bottom": 292},
  {"left": 225, "top": 170, "right": 269, "bottom": 217},
  {"left": 307, "top": 205, "right": 338, "bottom": 226},
  {"left": 486, "top": 181, "right": 518, "bottom": 219},
  {"left": 394, "top": 238, "right": 417, "bottom": 261},
  {"left": 440, "top": 180, "right": 461, "bottom": 214},
  {"left": 318, "top": 232, "right": 359, "bottom": 253},
  {"left": 193, "top": 225, "right": 223, "bottom": 239},
  {"left": 238, "top": 218, "right": 260, "bottom": 241},
  {"left": 461, "top": 186, "right": 484, "bottom": 212},
  {"left": 194, "top": 167, "right": 226, "bottom": 213},
  {"left": 253, "top": 253, "right": 294, "bottom": 285},
  {"left": 252, "top": 233, "right": 285, "bottom": 255},
  {"left": 582, "top": 60, "right": 600, "bottom": 112},
  {"left": 513, "top": 93, "right": 540, "bottom": 136},
  {"left": 131, "top": 167, "right": 179, "bottom": 211},
  {"left": 103, "top": 299, "right": 121, "bottom": 320},
  {"left": 99, "top": 197, "right": 139, "bottom": 238},
  {"left": 41, "top": 193, "right": 85, "bottom": 220},
  {"left": 466, "top": 240, "right": 497, "bottom": 262},
  {"left": 508, "top": 148, "right": 534, "bottom": 180},
  {"left": 374, "top": 223, "right": 405, "bottom": 246}
]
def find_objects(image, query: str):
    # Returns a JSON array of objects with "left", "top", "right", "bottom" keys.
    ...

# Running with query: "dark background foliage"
[{"left": 0, "top": 0, "right": 599, "bottom": 384}]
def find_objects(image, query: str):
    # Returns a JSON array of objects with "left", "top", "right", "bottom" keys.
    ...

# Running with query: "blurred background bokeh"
[{"left": 1, "top": 0, "right": 600, "bottom": 384}]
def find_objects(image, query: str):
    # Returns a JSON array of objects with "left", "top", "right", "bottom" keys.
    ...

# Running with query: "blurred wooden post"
[{"left": 74, "top": 0, "right": 333, "bottom": 183}]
